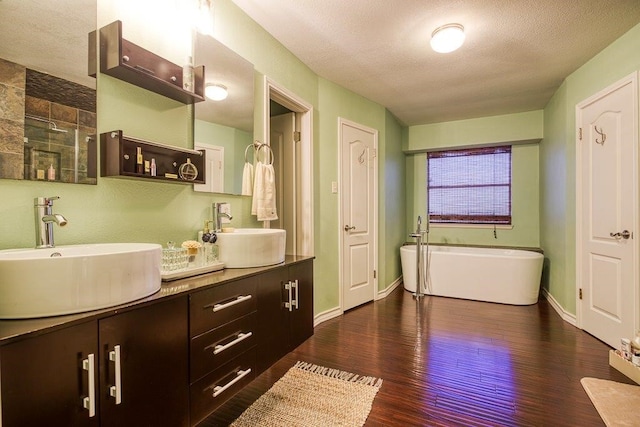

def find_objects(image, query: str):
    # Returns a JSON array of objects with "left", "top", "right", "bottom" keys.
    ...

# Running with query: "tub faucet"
[
  {"left": 212, "top": 202, "right": 233, "bottom": 232},
  {"left": 411, "top": 215, "right": 426, "bottom": 238},
  {"left": 35, "top": 196, "right": 67, "bottom": 248}
]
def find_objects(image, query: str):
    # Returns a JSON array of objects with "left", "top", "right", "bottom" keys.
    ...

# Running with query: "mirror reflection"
[
  {"left": 193, "top": 33, "right": 254, "bottom": 196},
  {"left": 0, "top": 0, "right": 97, "bottom": 184}
]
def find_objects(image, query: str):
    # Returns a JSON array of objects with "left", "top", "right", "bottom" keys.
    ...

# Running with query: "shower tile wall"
[
  {"left": 24, "top": 69, "right": 96, "bottom": 184},
  {"left": 0, "top": 59, "right": 97, "bottom": 183},
  {"left": 0, "top": 57, "right": 26, "bottom": 180}
]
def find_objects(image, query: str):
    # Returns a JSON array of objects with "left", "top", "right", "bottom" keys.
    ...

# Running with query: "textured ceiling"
[
  {"left": 0, "top": 0, "right": 96, "bottom": 87},
  {"left": 231, "top": 0, "right": 640, "bottom": 125}
]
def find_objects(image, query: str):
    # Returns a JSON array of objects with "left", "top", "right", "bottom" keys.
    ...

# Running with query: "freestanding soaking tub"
[{"left": 400, "top": 244, "right": 544, "bottom": 305}]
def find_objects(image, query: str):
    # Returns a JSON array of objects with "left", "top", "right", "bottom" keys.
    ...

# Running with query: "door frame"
[
  {"left": 575, "top": 71, "right": 639, "bottom": 333},
  {"left": 263, "top": 77, "right": 314, "bottom": 256},
  {"left": 338, "top": 117, "right": 379, "bottom": 311}
]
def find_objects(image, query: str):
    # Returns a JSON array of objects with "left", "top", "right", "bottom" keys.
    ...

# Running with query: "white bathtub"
[{"left": 400, "top": 245, "right": 544, "bottom": 305}]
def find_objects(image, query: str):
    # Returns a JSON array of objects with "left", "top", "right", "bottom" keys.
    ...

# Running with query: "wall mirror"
[
  {"left": 0, "top": 0, "right": 97, "bottom": 184},
  {"left": 193, "top": 33, "right": 254, "bottom": 196}
]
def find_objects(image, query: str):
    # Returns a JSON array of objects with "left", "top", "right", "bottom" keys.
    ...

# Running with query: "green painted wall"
[
  {"left": 0, "top": 0, "right": 406, "bottom": 319},
  {"left": 381, "top": 110, "right": 406, "bottom": 289},
  {"left": 541, "top": 22, "right": 640, "bottom": 314},
  {"left": 405, "top": 111, "right": 542, "bottom": 248},
  {"left": 315, "top": 78, "right": 405, "bottom": 311},
  {"left": 405, "top": 110, "right": 543, "bottom": 151}
]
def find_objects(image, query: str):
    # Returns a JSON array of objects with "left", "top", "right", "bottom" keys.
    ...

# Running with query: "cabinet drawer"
[
  {"left": 191, "top": 312, "right": 257, "bottom": 382},
  {"left": 190, "top": 348, "right": 256, "bottom": 426},
  {"left": 190, "top": 277, "right": 257, "bottom": 337}
]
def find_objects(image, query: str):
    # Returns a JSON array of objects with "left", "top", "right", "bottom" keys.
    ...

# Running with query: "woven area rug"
[
  {"left": 581, "top": 377, "right": 640, "bottom": 426},
  {"left": 231, "top": 361, "right": 383, "bottom": 427}
]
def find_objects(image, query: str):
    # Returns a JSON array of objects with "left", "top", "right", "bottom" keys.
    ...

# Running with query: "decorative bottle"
[{"left": 183, "top": 56, "right": 194, "bottom": 92}]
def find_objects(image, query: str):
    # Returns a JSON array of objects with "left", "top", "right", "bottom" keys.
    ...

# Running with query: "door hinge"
[
  {"left": 578, "top": 128, "right": 582, "bottom": 141},
  {"left": 373, "top": 270, "right": 376, "bottom": 279},
  {"left": 293, "top": 131, "right": 301, "bottom": 142},
  {"left": 579, "top": 288, "right": 583, "bottom": 300},
  {"left": 372, "top": 148, "right": 377, "bottom": 158}
]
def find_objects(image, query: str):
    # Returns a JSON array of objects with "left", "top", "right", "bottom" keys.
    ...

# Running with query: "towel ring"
[
  {"left": 244, "top": 144, "right": 255, "bottom": 163},
  {"left": 257, "top": 143, "right": 274, "bottom": 165}
]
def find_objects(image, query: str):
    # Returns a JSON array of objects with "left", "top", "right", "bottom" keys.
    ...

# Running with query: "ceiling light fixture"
[
  {"left": 430, "top": 23, "right": 465, "bottom": 53},
  {"left": 205, "top": 83, "right": 228, "bottom": 101}
]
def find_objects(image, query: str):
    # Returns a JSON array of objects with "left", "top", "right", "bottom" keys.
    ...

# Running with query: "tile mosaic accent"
[{"left": 26, "top": 69, "right": 95, "bottom": 113}]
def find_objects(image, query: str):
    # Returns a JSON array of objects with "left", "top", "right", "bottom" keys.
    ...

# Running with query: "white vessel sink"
[
  {"left": 217, "top": 228, "right": 285, "bottom": 268},
  {"left": 0, "top": 243, "right": 161, "bottom": 319}
]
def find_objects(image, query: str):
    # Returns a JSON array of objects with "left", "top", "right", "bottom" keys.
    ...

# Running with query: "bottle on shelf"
[
  {"left": 136, "top": 146, "right": 144, "bottom": 174},
  {"left": 183, "top": 55, "right": 194, "bottom": 92}
]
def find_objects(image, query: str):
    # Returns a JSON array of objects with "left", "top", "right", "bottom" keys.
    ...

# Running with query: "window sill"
[{"left": 429, "top": 223, "right": 514, "bottom": 230}]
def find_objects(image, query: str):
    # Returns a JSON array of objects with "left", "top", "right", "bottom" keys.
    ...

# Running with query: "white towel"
[
  {"left": 251, "top": 161, "right": 278, "bottom": 221},
  {"left": 241, "top": 162, "right": 254, "bottom": 196}
]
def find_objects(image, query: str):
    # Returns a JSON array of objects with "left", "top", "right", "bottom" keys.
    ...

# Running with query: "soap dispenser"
[{"left": 199, "top": 220, "right": 219, "bottom": 265}]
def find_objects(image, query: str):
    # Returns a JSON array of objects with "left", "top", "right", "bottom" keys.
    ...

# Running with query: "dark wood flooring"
[{"left": 201, "top": 286, "right": 634, "bottom": 426}]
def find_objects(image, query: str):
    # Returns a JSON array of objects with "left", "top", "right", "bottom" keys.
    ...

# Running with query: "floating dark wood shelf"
[
  {"left": 99, "top": 20, "right": 205, "bottom": 104},
  {"left": 100, "top": 130, "right": 206, "bottom": 184}
]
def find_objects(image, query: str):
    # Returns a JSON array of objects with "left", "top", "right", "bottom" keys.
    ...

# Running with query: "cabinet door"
[
  {"left": 289, "top": 260, "right": 314, "bottom": 349},
  {"left": 99, "top": 297, "right": 189, "bottom": 427},
  {"left": 256, "top": 267, "right": 290, "bottom": 374},
  {"left": 1, "top": 321, "right": 99, "bottom": 427}
]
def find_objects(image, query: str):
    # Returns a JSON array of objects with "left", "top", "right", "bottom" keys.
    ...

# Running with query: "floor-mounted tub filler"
[{"left": 400, "top": 244, "right": 544, "bottom": 305}]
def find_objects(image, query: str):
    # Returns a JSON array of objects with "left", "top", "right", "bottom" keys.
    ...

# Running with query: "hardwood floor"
[{"left": 201, "top": 287, "right": 634, "bottom": 426}]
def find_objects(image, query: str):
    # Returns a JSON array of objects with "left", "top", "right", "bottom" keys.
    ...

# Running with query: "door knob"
[
  {"left": 610, "top": 230, "right": 631, "bottom": 240},
  {"left": 344, "top": 225, "right": 356, "bottom": 232}
]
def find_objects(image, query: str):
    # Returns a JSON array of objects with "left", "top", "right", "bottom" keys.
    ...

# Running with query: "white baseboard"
[
  {"left": 314, "top": 306, "right": 342, "bottom": 327},
  {"left": 313, "top": 278, "right": 403, "bottom": 327},
  {"left": 376, "top": 276, "right": 402, "bottom": 300},
  {"left": 542, "top": 288, "right": 577, "bottom": 327}
]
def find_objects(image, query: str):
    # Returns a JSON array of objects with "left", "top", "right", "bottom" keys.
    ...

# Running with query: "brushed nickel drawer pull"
[
  {"left": 212, "top": 294, "right": 252, "bottom": 312},
  {"left": 108, "top": 345, "right": 122, "bottom": 405},
  {"left": 81, "top": 353, "right": 96, "bottom": 417},
  {"left": 210, "top": 332, "right": 253, "bottom": 355},
  {"left": 211, "top": 368, "right": 252, "bottom": 398}
]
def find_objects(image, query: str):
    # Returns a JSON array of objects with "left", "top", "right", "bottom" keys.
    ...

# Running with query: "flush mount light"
[
  {"left": 205, "top": 83, "right": 228, "bottom": 101},
  {"left": 430, "top": 23, "right": 465, "bottom": 53}
]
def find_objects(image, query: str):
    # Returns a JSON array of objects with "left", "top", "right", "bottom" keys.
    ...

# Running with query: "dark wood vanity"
[{"left": 0, "top": 256, "right": 313, "bottom": 426}]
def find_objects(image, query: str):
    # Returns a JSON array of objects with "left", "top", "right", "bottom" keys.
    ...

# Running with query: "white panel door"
[
  {"left": 193, "top": 144, "right": 224, "bottom": 193},
  {"left": 270, "top": 113, "right": 296, "bottom": 254},
  {"left": 340, "top": 119, "right": 377, "bottom": 311},
  {"left": 577, "top": 73, "right": 638, "bottom": 348}
]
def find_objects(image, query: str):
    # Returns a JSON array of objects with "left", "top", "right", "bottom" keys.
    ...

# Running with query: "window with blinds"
[{"left": 427, "top": 146, "right": 511, "bottom": 224}]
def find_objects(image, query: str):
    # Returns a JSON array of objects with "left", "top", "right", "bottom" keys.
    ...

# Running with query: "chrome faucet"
[
  {"left": 34, "top": 196, "right": 67, "bottom": 248},
  {"left": 212, "top": 202, "right": 232, "bottom": 232}
]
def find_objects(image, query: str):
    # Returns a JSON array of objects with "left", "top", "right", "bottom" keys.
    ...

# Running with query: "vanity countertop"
[{"left": 0, "top": 255, "right": 314, "bottom": 344}]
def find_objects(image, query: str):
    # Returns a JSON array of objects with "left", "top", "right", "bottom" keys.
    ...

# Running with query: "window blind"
[{"left": 427, "top": 146, "right": 511, "bottom": 224}]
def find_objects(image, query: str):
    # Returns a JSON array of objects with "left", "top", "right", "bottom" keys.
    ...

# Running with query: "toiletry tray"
[
  {"left": 609, "top": 349, "right": 640, "bottom": 385},
  {"left": 100, "top": 130, "right": 206, "bottom": 184},
  {"left": 99, "top": 20, "right": 205, "bottom": 104},
  {"left": 161, "top": 262, "right": 226, "bottom": 281}
]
